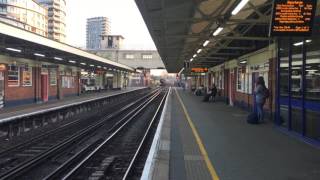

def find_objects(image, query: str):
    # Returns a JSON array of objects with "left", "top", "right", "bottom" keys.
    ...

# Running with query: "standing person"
[
  {"left": 211, "top": 84, "right": 218, "bottom": 102},
  {"left": 255, "top": 76, "right": 267, "bottom": 123}
]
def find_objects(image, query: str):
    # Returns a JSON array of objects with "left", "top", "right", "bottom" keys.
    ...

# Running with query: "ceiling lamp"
[
  {"left": 232, "top": 0, "right": 249, "bottom": 15},
  {"left": 6, "top": 48, "right": 21, "bottom": 53},
  {"left": 213, "top": 27, "right": 224, "bottom": 36},
  {"left": 203, "top": 40, "right": 210, "bottom": 47},
  {"left": 34, "top": 53, "right": 45, "bottom": 57}
]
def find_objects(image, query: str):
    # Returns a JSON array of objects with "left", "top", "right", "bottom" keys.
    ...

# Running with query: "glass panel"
[
  {"left": 305, "top": 37, "right": 320, "bottom": 139},
  {"left": 305, "top": 38, "right": 320, "bottom": 100},
  {"left": 291, "top": 37, "right": 304, "bottom": 133},
  {"left": 279, "top": 38, "right": 289, "bottom": 127}
]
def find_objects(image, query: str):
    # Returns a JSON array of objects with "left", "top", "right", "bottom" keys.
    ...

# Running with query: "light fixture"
[
  {"left": 203, "top": 40, "right": 210, "bottom": 47},
  {"left": 193, "top": 54, "right": 197, "bottom": 58},
  {"left": 80, "top": 62, "right": 86, "bottom": 65},
  {"left": 97, "top": 66, "right": 101, "bottom": 68},
  {"left": 240, "top": 60, "right": 247, "bottom": 64},
  {"left": 6, "top": 48, "right": 21, "bottom": 53},
  {"left": 213, "top": 27, "right": 224, "bottom": 36},
  {"left": 231, "top": 0, "right": 249, "bottom": 15},
  {"left": 307, "top": 69, "right": 318, "bottom": 72},
  {"left": 294, "top": 40, "right": 312, "bottom": 46},
  {"left": 103, "top": 67, "right": 107, "bottom": 69},
  {"left": 69, "top": 60, "right": 76, "bottom": 63},
  {"left": 190, "top": 58, "right": 194, "bottom": 62},
  {"left": 293, "top": 42, "right": 303, "bottom": 46},
  {"left": 90, "top": 64, "right": 94, "bottom": 67},
  {"left": 54, "top": 57, "right": 63, "bottom": 61},
  {"left": 197, "top": 49, "right": 202, "bottom": 53},
  {"left": 34, "top": 53, "right": 45, "bottom": 57}
]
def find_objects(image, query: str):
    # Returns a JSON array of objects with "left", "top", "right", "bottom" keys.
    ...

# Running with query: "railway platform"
[
  {"left": 144, "top": 88, "right": 320, "bottom": 180},
  {"left": 0, "top": 87, "right": 144, "bottom": 120}
]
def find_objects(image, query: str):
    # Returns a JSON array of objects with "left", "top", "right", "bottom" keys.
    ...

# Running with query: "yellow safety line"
[{"left": 175, "top": 88, "right": 220, "bottom": 180}]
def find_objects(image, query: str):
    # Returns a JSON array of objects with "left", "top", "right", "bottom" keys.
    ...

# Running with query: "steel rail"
[
  {"left": 0, "top": 88, "right": 157, "bottom": 157},
  {"left": 57, "top": 89, "right": 164, "bottom": 180},
  {"left": 0, "top": 89, "right": 161, "bottom": 180},
  {"left": 122, "top": 89, "right": 169, "bottom": 180}
]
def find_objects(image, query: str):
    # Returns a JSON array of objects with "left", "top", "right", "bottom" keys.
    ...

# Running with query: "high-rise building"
[
  {"left": 0, "top": 0, "right": 48, "bottom": 37},
  {"left": 36, "top": 0, "right": 66, "bottom": 42},
  {"left": 86, "top": 17, "right": 111, "bottom": 50}
]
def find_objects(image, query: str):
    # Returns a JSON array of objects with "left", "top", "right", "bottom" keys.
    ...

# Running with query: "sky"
[{"left": 66, "top": 0, "right": 156, "bottom": 50}]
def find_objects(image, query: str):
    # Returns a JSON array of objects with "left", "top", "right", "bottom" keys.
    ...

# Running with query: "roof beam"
[
  {"left": 226, "top": 18, "right": 269, "bottom": 25},
  {"left": 212, "top": 36, "right": 272, "bottom": 41},
  {"left": 210, "top": 46, "right": 255, "bottom": 50},
  {"left": 164, "top": 15, "right": 221, "bottom": 23},
  {"left": 242, "top": 1, "right": 273, "bottom": 12},
  {"left": 166, "top": 34, "right": 272, "bottom": 41},
  {"left": 196, "top": 57, "right": 227, "bottom": 60},
  {"left": 247, "top": 2, "right": 266, "bottom": 18},
  {"left": 209, "top": 52, "right": 239, "bottom": 56}
]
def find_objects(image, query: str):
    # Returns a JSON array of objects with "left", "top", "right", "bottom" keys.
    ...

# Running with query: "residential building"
[
  {"left": 86, "top": 17, "right": 111, "bottom": 50},
  {"left": 36, "top": 0, "right": 67, "bottom": 42},
  {"left": 0, "top": 0, "right": 48, "bottom": 37}
]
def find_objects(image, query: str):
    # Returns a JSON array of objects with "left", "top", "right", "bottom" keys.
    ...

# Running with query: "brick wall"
[
  {"left": 49, "top": 85, "right": 58, "bottom": 99},
  {"left": 5, "top": 68, "right": 38, "bottom": 104},
  {"left": 213, "top": 59, "right": 276, "bottom": 114}
]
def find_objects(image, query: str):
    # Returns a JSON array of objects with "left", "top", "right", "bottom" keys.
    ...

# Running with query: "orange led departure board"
[
  {"left": 270, "top": 0, "right": 317, "bottom": 36},
  {"left": 191, "top": 68, "right": 208, "bottom": 73}
]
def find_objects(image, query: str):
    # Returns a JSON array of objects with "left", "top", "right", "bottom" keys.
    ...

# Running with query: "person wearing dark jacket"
[{"left": 211, "top": 84, "right": 217, "bottom": 101}]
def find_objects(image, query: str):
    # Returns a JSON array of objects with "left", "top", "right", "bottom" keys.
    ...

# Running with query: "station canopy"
[
  {"left": 135, "top": 0, "right": 273, "bottom": 73},
  {"left": 0, "top": 22, "right": 135, "bottom": 72}
]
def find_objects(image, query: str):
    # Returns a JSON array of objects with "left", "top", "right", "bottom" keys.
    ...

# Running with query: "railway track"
[
  {"left": 44, "top": 88, "right": 169, "bottom": 180},
  {"left": 0, "top": 88, "right": 163, "bottom": 180}
]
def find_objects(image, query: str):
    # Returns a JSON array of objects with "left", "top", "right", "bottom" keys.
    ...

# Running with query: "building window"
[
  {"left": 22, "top": 66, "right": 32, "bottom": 87},
  {"left": 237, "top": 67, "right": 245, "bottom": 92},
  {"left": 62, "top": 76, "right": 74, "bottom": 88},
  {"left": 8, "top": 64, "right": 20, "bottom": 87},
  {"left": 50, "top": 69, "right": 57, "bottom": 86},
  {"left": 125, "top": 54, "right": 134, "bottom": 59},
  {"left": 142, "top": 54, "right": 153, "bottom": 59}
]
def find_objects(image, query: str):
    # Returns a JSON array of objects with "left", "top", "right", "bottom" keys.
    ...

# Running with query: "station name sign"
[
  {"left": 270, "top": 0, "right": 317, "bottom": 36},
  {"left": 191, "top": 68, "right": 208, "bottom": 73}
]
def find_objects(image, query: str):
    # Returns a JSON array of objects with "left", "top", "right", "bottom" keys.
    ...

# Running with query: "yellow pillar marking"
[{"left": 175, "top": 88, "right": 220, "bottom": 180}]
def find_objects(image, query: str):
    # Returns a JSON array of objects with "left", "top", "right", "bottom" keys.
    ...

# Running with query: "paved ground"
[
  {"left": 0, "top": 87, "right": 144, "bottom": 120},
  {"left": 170, "top": 88, "right": 320, "bottom": 180},
  {"left": 170, "top": 91, "right": 211, "bottom": 180}
]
